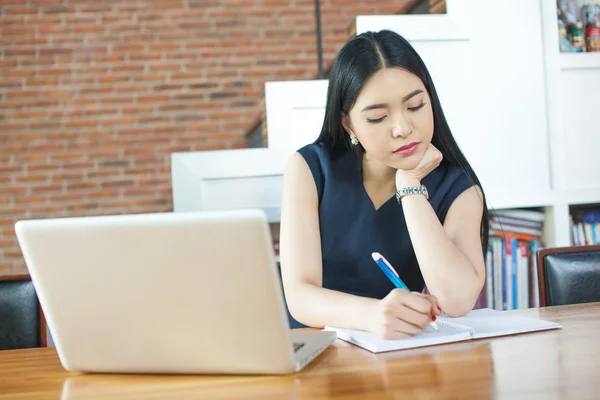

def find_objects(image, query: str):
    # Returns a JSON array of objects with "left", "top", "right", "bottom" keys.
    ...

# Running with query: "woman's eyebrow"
[{"left": 360, "top": 89, "right": 424, "bottom": 113}]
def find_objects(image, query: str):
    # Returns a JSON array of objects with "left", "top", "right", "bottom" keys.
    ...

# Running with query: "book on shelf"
[
  {"left": 474, "top": 209, "right": 544, "bottom": 311},
  {"left": 571, "top": 209, "right": 600, "bottom": 246}
]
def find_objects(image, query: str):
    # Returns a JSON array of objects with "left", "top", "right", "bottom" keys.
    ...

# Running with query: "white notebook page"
[
  {"left": 324, "top": 323, "right": 471, "bottom": 353},
  {"left": 443, "top": 308, "right": 562, "bottom": 339},
  {"left": 324, "top": 308, "right": 561, "bottom": 353}
]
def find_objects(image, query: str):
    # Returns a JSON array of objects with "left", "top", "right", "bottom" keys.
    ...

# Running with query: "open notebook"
[{"left": 324, "top": 308, "right": 562, "bottom": 353}]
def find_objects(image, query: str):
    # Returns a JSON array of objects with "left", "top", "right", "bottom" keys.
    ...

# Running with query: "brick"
[
  {"left": 122, "top": 105, "right": 154, "bottom": 114},
  {"left": 12, "top": 152, "right": 48, "bottom": 162},
  {"left": 110, "top": 23, "right": 140, "bottom": 32},
  {"left": 28, "top": 205, "right": 62, "bottom": 215},
  {"left": 88, "top": 170, "right": 117, "bottom": 179},
  {"left": 101, "top": 179, "right": 134, "bottom": 188},
  {"left": 0, "top": 185, "right": 27, "bottom": 195},
  {"left": 88, "top": 190, "right": 119, "bottom": 198},
  {"left": 153, "top": 1, "right": 184, "bottom": 10},
  {"left": 117, "top": 128, "right": 149, "bottom": 136},
  {"left": 64, "top": 120, "right": 97, "bottom": 128},
  {"left": 12, "top": 111, "right": 47, "bottom": 119},
  {"left": 31, "top": 184, "right": 62, "bottom": 193},
  {"left": 50, "top": 193, "right": 85, "bottom": 202},
  {"left": 88, "top": 149, "right": 119, "bottom": 158},
  {"left": 100, "top": 96, "right": 134, "bottom": 104},
  {"left": 101, "top": 14, "right": 133, "bottom": 23},
  {"left": 73, "top": 25, "right": 105, "bottom": 33},
  {"left": 1, "top": 27, "right": 35, "bottom": 36},
  {"left": 51, "top": 152, "right": 85, "bottom": 161},
  {"left": 112, "top": 45, "right": 145, "bottom": 53},
  {"left": 28, "top": 144, "right": 61, "bottom": 153},
  {"left": 52, "top": 172, "right": 82, "bottom": 181},
  {"left": 134, "top": 74, "right": 166, "bottom": 82},
  {"left": 0, "top": 81, "right": 21, "bottom": 88},
  {"left": 0, "top": 123, "right": 26, "bottom": 131},
  {"left": 188, "top": 122, "right": 220, "bottom": 131},
  {"left": 67, "top": 182, "right": 98, "bottom": 190},
  {"left": 116, "top": 2, "right": 149, "bottom": 11},
  {"left": 98, "top": 76, "right": 130, "bottom": 84},
  {"left": 0, "top": 60, "right": 18, "bottom": 68},
  {"left": 171, "top": 72, "right": 204, "bottom": 80},
  {"left": 4, "top": 7, "right": 38, "bottom": 14},
  {"left": 14, "top": 37, "right": 48, "bottom": 45},
  {"left": 149, "top": 63, "right": 182, "bottom": 72},
  {"left": 130, "top": 53, "right": 162, "bottom": 62},
  {"left": 8, "top": 133, "right": 44, "bottom": 141},
  {"left": 100, "top": 160, "right": 129, "bottom": 168},
  {"left": 31, "top": 122, "right": 63, "bottom": 132},
  {"left": 79, "top": 4, "right": 111, "bottom": 12},
  {"left": 50, "top": 109, "right": 83, "bottom": 118},
  {"left": 124, "top": 147, "right": 155, "bottom": 156},
  {"left": 27, "top": 163, "right": 58, "bottom": 172},
  {"left": 85, "top": 107, "right": 119, "bottom": 116},
  {"left": 63, "top": 161, "right": 94, "bottom": 169},
  {"left": 147, "top": 43, "right": 180, "bottom": 51},
  {"left": 17, "top": 196, "right": 47, "bottom": 204},
  {"left": 3, "top": 70, "right": 34, "bottom": 78},
  {"left": 37, "top": 68, "right": 71, "bottom": 76},
  {"left": 68, "top": 140, "right": 100, "bottom": 149},
  {"left": 62, "top": 15, "right": 96, "bottom": 25},
  {"left": 138, "top": 116, "right": 169, "bottom": 124},
  {"left": 5, "top": 48, "right": 36, "bottom": 57},
  {"left": 137, "top": 95, "right": 169, "bottom": 103},
  {"left": 38, "top": 25, "right": 69, "bottom": 34},
  {"left": 95, "top": 55, "right": 126, "bottom": 63},
  {"left": 112, "top": 65, "right": 144, "bottom": 73}
]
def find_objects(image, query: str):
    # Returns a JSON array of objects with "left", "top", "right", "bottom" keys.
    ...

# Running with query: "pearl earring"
[{"left": 350, "top": 136, "right": 359, "bottom": 145}]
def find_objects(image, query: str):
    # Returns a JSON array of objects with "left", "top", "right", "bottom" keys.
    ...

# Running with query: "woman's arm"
[
  {"left": 398, "top": 175, "right": 486, "bottom": 317},
  {"left": 279, "top": 152, "right": 377, "bottom": 330}
]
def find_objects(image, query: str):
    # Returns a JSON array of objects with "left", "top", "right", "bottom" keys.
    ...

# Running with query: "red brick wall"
[{"left": 1, "top": 0, "right": 419, "bottom": 275}]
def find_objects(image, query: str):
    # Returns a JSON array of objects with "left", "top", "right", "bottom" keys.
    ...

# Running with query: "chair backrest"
[
  {"left": 0, "top": 274, "right": 46, "bottom": 350},
  {"left": 537, "top": 245, "right": 600, "bottom": 307}
]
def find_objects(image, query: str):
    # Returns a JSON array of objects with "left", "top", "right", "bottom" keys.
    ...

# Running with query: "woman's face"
[{"left": 343, "top": 67, "right": 434, "bottom": 171}]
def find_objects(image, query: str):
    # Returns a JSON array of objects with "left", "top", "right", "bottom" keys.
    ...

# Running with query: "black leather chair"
[
  {"left": 0, "top": 275, "right": 46, "bottom": 350},
  {"left": 537, "top": 245, "right": 600, "bottom": 307}
]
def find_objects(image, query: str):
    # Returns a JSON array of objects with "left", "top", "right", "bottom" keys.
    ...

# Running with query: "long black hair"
[{"left": 317, "top": 29, "right": 489, "bottom": 254}]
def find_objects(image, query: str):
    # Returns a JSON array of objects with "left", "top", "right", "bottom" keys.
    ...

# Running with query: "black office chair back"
[
  {"left": 537, "top": 245, "right": 600, "bottom": 307},
  {"left": 0, "top": 276, "right": 42, "bottom": 350}
]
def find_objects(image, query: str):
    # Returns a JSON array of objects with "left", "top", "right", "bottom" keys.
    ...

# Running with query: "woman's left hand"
[{"left": 395, "top": 143, "right": 443, "bottom": 188}]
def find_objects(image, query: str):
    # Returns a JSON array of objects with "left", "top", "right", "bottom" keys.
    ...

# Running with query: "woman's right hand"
[{"left": 366, "top": 289, "right": 441, "bottom": 339}]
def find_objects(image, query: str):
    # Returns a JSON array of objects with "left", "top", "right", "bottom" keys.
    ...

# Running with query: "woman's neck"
[{"left": 361, "top": 153, "right": 396, "bottom": 186}]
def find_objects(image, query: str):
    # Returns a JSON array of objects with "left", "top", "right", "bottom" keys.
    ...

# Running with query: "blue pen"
[{"left": 371, "top": 252, "right": 439, "bottom": 331}]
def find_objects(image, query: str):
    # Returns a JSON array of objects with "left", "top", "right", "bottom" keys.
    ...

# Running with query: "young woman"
[{"left": 279, "top": 30, "right": 489, "bottom": 339}]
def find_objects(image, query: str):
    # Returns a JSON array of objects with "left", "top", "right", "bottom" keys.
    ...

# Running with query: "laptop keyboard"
[{"left": 293, "top": 343, "right": 305, "bottom": 352}]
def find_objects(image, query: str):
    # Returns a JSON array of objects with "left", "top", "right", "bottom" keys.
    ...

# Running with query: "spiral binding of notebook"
[{"left": 437, "top": 318, "right": 476, "bottom": 335}]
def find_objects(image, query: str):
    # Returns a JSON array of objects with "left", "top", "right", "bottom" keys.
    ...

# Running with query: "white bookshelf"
[
  {"left": 170, "top": 0, "right": 600, "bottom": 250},
  {"left": 558, "top": 53, "right": 600, "bottom": 70}
]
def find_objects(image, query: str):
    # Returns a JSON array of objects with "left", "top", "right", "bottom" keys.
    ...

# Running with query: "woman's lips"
[{"left": 393, "top": 142, "right": 420, "bottom": 156}]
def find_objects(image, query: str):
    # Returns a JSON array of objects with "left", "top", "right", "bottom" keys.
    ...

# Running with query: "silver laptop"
[{"left": 15, "top": 209, "right": 336, "bottom": 375}]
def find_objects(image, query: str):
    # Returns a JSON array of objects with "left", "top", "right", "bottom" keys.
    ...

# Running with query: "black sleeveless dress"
[{"left": 285, "top": 141, "right": 474, "bottom": 327}]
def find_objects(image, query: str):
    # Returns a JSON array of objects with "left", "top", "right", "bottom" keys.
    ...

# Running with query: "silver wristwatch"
[{"left": 395, "top": 185, "right": 429, "bottom": 203}]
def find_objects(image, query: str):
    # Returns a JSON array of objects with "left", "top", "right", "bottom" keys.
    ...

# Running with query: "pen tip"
[{"left": 371, "top": 252, "right": 381, "bottom": 261}]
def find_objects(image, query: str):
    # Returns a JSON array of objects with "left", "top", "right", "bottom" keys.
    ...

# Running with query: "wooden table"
[{"left": 1, "top": 303, "right": 599, "bottom": 399}]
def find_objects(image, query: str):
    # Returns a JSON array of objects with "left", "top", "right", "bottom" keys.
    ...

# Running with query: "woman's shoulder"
[
  {"left": 297, "top": 141, "right": 330, "bottom": 159},
  {"left": 426, "top": 161, "right": 477, "bottom": 222},
  {"left": 427, "top": 160, "right": 473, "bottom": 187},
  {"left": 297, "top": 141, "right": 350, "bottom": 168}
]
